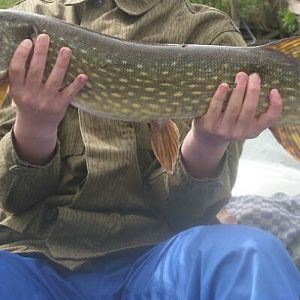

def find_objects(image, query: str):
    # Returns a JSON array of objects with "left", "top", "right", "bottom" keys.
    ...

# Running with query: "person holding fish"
[{"left": 0, "top": 0, "right": 299, "bottom": 299}]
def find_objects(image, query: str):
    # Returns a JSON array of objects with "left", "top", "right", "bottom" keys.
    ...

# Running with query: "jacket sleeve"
[
  {"left": 0, "top": 0, "right": 78, "bottom": 214},
  {"left": 0, "top": 97, "right": 62, "bottom": 213},
  {"left": 146, "top": 28, "right": 247, "bottom": 232}
]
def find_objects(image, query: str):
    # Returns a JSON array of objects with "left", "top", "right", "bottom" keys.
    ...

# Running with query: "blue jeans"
[{"left": 0, "top": 225, "right": 299, "bottom": 299}]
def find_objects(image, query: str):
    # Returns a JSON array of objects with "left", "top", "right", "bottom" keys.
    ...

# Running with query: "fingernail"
[
  {"left": 220, "top": 83, "right": 229, "bottom": 93},
  {"left": 79, "top": 74, "right": 88, "bottom": 83},
  {"left": 61, "top": 47, "right": 71, "bottom": 57},
  {"left": 235, "top": 72, "right": 247, "bottom": 83},
  {"left": 250, "top": 73, "right": 261, "bottom": 82},
  {"left": 37, "top": 34, "right": 49, "bottom": 42},
  {"left": 271, "top": 88, "right": 279, "bottom": 96},
  {"left": 22, "top": 39, "right": 32, "bottom": 47}
]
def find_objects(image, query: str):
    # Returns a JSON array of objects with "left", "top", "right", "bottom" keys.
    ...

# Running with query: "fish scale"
[
  {"left": 27, "top": 21, "right": 265, "bottom": 121},
  {"left": 0, "top": 9, "right": 300, "bottom": 172}
]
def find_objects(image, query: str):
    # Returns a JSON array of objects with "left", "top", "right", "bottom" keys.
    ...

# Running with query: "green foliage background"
[
  {"left": 190, "top": 0, "right": 298, "bottom": 36},
  {"left": 0, "top": 0, "right": 19, "bottom": 9}
]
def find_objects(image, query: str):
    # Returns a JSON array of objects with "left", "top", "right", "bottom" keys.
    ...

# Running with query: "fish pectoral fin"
[
  {"left": 264, "top": 36, "right": 300, "bottom": 61},
  {"left": 150, "top": 120, "right": 180, "bottom": 174},
  {"left": 0, "top": 78, "right": 9, "bottom": 108},
  {"left": 270, "top": 126, "right": 300, "bottom": 161}
]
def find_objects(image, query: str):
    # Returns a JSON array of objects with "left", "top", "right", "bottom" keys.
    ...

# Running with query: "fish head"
[
  {"left": 0, "top": 9, "right": 36, "bottom": 105},
  {"left": 0, "top": 9, "right": 37, "bottom": 68}
]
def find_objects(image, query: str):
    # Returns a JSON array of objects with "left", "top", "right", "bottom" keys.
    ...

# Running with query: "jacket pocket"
[
  {"left": 60, "top": 139, "right": 85, "bottom": 158},
  {"left": 58, "top": 107, "right": 85, "bottom": 158},
  {"left": 0, "top": 208, "right": 38, "bottom": 234}
]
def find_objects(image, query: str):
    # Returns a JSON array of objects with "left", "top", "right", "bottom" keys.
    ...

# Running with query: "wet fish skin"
[
  {"left": 1, "top": 9, "right": 300, "bottom": 172},
  {"left": 0, "top": 9, "right": 299, "bottom": 125}
]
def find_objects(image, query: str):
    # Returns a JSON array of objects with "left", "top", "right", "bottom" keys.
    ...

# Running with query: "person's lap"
[
  {"left": 122, "top": 225, "right": 300, "bottom": 299},
  {"left": 0, "top": 225, "right": 299, "bottom": 300}
]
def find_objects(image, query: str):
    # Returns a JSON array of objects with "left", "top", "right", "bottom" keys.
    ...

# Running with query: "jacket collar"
[
  {"left": 64, "top": 0, "right": 87, "bottom": 5},
  {"left": 114, "top": 0, "right": 161, "bottom": 15},
  {"left": 64, "top": 0, "right": 161, "bottom": 15}
]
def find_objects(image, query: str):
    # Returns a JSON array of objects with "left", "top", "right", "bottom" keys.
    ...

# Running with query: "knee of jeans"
[
  {"left": 230, "top": 225, "right": 284, "bottom": 254},
  {"left": 182, "top": 225, "right": 284, "bottom": 253},
  {"left": 173, "top": 225, "right": 286, "bottom": 262}
]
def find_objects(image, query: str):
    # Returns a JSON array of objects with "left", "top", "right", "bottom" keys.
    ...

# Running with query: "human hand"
[
  {"left": 191, "top": 72, "right": 283, "bottom": 148},
  {"left": 9, "top": 34, "right": 88, "bottom": 165},
  {"left": 10, "top": 34, "right": 88, "bottom": 137},
  {"left": 181, "top": 72, "right": 283, "bottom": 178}
]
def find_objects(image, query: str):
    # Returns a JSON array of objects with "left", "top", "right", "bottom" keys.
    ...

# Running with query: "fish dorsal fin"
[
  {"left": 265, "top": 36, "right": 300, "bottom": 61},
  {"left": 150, "top": 120, "right": 180, "bottom": 174},
  {"left": 270, "top": 126, "right": 300, "bottom": 162}
]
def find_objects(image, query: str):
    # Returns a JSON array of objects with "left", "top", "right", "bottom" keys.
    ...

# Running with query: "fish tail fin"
[
  {"left": 150, "top": 120, "right": 180, "bottom": 174},
  {"left": 264, "top": 36, "right": 300, "bottom": 61},
  {"left": 0, "top": 78, "right": 9, "bottom": 108},
  {"left": 270, "top": 126, "right": 300, "bottom": 161},
  {"left": 265, "top": 37, "right": 300, "bottom": 161}
]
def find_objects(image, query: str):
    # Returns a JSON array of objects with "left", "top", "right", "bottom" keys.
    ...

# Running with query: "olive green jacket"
[{"left": 0, "top": 0, "right": 245, "bottom": 270}]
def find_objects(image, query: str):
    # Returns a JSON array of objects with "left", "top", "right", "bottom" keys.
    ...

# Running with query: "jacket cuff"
[
  {"left": 0, "top": 130, "right": 61, "bottom": 213},
  {"left": 161, "top": 149, "right": 232, "bottom": 230},
  {"left": 9, "top": 129, "right": 61, "bottom": 175},
  {"left": 169, "top": 147, "right": 230, "bottom": 197}
]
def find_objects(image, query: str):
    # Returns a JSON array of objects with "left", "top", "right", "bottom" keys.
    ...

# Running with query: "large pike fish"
[{"left": 0, "top": 9, "right": 300, "bottom": 172}]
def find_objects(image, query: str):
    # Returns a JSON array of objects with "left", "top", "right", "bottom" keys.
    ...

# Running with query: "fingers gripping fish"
[{"left": 0, "top": 10, "right": 300, "bottom": 172}]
